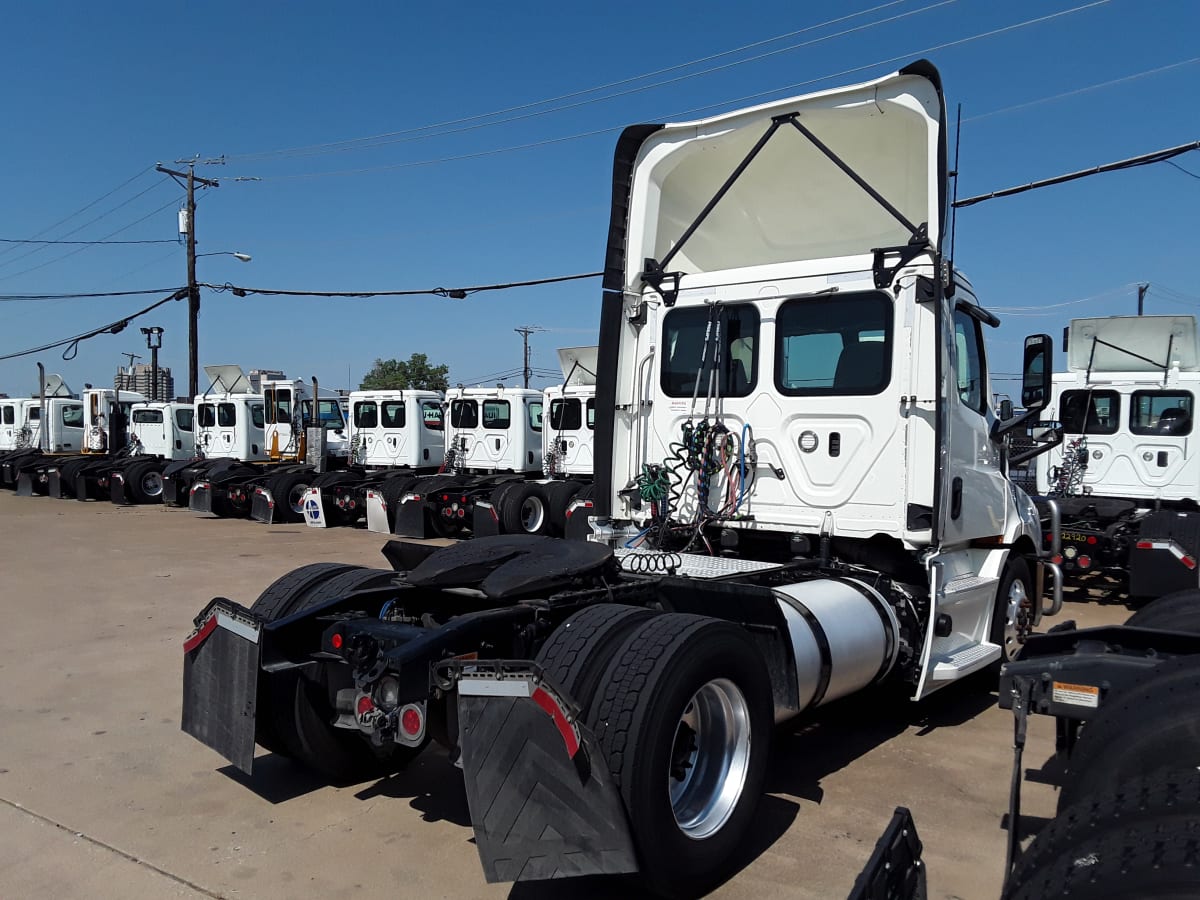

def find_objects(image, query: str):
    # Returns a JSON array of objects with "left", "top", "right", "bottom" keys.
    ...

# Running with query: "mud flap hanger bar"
[
  {"left": 433, "top": 659, "right": 584, "bottom": 758},
  {"left": 641, "top": 112, "right": 931, "bottom": 306}
]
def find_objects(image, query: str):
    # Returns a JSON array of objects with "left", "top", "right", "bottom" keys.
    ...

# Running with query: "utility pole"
[
  {"left": 1137, "top": 282, "right": 1149, "bottom": 316},
  {"left": 156, "top": 163, "right": 218, "bottom": 398},
  {"left": 513, "top": 325, "right": 545, "bottom": 388},
  {"left": 120, "top": 351, "right": 143, "bottom": 369}
]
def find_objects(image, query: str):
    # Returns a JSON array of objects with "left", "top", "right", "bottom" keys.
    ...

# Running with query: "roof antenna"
[{"left": 948, "top": 102, "right": 962, "bottom": 272}]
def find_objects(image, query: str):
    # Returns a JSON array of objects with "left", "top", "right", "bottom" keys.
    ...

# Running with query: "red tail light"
[{"left": 400, "top": 705, "right": 422, "bottom": 737}]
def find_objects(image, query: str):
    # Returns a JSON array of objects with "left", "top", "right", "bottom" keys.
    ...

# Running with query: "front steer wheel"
[{"left": 586, "top": 613, "right": 772, "bottom": 898}]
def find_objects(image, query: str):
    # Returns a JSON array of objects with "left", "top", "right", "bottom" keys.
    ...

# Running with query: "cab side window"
[{"left": 953, "top": 308, "right": 987, "bottom": 415}]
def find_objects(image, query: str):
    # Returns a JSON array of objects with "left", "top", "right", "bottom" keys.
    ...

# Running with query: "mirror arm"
[{"left": 990, "top": 406, "right": 1043, "bottom": 442}]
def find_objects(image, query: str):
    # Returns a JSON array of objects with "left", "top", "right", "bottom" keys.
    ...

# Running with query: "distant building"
[
  {"left": 115, "top": 363, "right": 174, "bottom": 401},
  {"left": 248, "top": 369, "right": 285, "bottom": 393}
]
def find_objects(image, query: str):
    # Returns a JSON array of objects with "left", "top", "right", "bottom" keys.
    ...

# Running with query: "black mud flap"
[
  {"left": 473, "top": 501, "right": 501, "bottom": 538},
  {"left": 181, "top": 599, "right": 262, "bottom": 775},
  {"left": 564, "top": 500, "right": 594, "bottom": 542},
  {"left": 163, "top": 475, "right": 180, "bottom": 506},
  {"left": 847, "top": 806, "right": 926, "bottom": 900},
  {"left": 458, "top": 682, "right": 637, "bottom": 883},
  {"left": 250, "top": 487, "right": 276, "bottom": 524},
  {"left": 394, "top": 494, "right": 429, "bottom": 538},
  {"left": 110, "top": 472, "right": 130, "bottom": 504},
  {"left": 73, "top": 473, "right": 93, "bottom": 501},
  {"left": 1129, "top": 509, "right": 1200, "bottom": 599},
  {"left": 47, "top": 469, "right": 66, "bottom": 499},
  {"left": 15, "top": 472, "right": 35, "bottom": 496},
  {"left": 189, "top": 481, "right": 214, "bottom": 515}
]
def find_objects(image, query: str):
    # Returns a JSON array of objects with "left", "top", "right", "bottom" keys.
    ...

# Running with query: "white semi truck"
[
  {"left": 182, "top": 62, "right": 1064, "bottom": 897},
  {"left": 273, "top": 388, "right": 447, "bottom": 527},
  {"left": 168, "top": 366, "right": 352, "bottom": 519},
  {"left": 2, "top": 376, "right": 86, "bottom": 492},
  {"left": 1033, "top": 315, "right": 1200, "bottom": 598},
  {"left": 360, "top": 379, "right": 598, "bottom": 539}
]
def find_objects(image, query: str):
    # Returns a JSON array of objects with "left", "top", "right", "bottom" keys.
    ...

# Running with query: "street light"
[
  {"left": 197, "top": 251, "right": 252, "bottom": 262},
  {"left": 140, "top": 326, "right": 164, "bottom": 400}
]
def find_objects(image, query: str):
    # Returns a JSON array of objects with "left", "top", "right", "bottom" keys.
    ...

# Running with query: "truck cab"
[
  {"left": 194, "top": 394, "right": 266, "bottom": 461},
  {"left": 349, "top": 389, "right": 445, "bottom": 469},
  {"left": 1034, "top": 315, "right": 1200, "bottom": 595},
  {"left": 595, "top": 61, "right": 1058, "bottom": 692},
  {"left": 128, "top": 401, "right": 196, "bottom": 459},
  {"left": 444, "top": 386, "right": 544, "bottom": 475},
  {"left": 262, "top": 377, "right": 351, "bottom": 463},
  {"left": 1037, "top": 316, "right": 1199, "bottom": 502},
  {"left": 82, "top": 388, "right": 147, "bottom": 454},
  {"left": 0, "top": 398, "right": 31, "bottom": 452},
  {"left": 542, "top": 346, "right": 597, "bottom": 479}
]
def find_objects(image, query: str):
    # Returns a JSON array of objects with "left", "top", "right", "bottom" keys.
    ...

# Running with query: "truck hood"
[{"left": 615, "top": 60, "right": 946, "bottom": 292}]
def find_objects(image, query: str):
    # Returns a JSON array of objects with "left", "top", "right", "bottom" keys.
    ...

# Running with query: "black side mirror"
[
  {"left": 998, "top": 399, "right": 1013, "bottom": 421},
  {"left": 1020, "top": 334, "right": 1053, "bottom": 413}
]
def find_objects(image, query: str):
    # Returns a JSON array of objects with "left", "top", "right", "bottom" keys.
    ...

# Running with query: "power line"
[
  {"left": 0, "top": 168, "right": 154, "bottom": 262},
  {"left": 201, "top": 270, "right": 602, "bottom": 299},
  {"left": 0, "top": 287, "right": 185, "bottom": 303},
  {"left": 0, "top": 195, "right": 182, "bottom": 281},
  {"left": 222, "top": 1, "right": 930, "bottom": 164},
  {"left": 242, "top": 0, "right": 1113, "bottom": 182},
  {"left": 0, "top": 237, "right": 177, "bottom": 245},
  {"left": 0, "top": 290, "right": 186, "bottom": 362},
  {"left": 962, "top": 56, "right": 1200, "bottom": 124},
  {"left": 954, "top": 140, "right": 1200, "bottom": 208},
  {"left": 0, "top": 178, "right": 171, "bottom": 271},
  {"left": 1167, "top": 160, "right": 1200, "bottom": 181}
]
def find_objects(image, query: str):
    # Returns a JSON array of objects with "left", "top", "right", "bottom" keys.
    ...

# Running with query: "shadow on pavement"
[{"left": 768, "top": 675, "right": 996, "bottom": 802}]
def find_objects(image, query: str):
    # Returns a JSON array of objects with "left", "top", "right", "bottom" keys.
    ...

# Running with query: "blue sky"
[{"left": 2, "top": 0, "right": 1198, "bottom": 398}]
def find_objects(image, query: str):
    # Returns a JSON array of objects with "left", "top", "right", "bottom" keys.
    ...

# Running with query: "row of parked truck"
[
  {"left": 4, "top": 60, "right": 1198, "bottom": 899},
  {"left": 0, "top": 347, "right": 601, "bottom": 543}
]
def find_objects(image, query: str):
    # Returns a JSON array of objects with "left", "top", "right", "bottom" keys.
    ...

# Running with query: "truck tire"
[
  {"left": 544, "top": 479, "right": 584, "bottom": 535},
  {"left": 535, "top": 604, "right": 659, "bottom": 713},
  {"left": 990, "top": 557, "right": 1034, "bottom": 670},
  {"left": 499, "top": 482, "right": 551, "bottom": 536},
  {"left": 1126, "top": 588, "right": 1200, "bottom": 633},
  {"left": 267, "top": 470, "right": 313, "bottom": 523},
  {"left": 587, "top": 613, "right": 773, "bottom": 898},
  {"left": 251, "top": 562, "right": 361, "bottom": 625},
  {"left": 250, "top": 563, "right": 362, "bottom": 756},
  {"left": 1005, "top": 768, "right": 1200, "bottom": 898},
  {"left": 1007, "top": 817, "right": 1200, "bottom": 900},
  {"left": 126, "top": 459, "right": 165, "bottom": 504},
  {"left": 1058, "top": 654, "right": 1200, "bottom": 813}
]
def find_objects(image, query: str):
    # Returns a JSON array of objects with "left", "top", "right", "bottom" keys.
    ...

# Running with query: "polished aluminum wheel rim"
[
  {"left": 1002, "top": 578, "right": 1030, "bottom": 660},
  {"left": 288, "top": 484, "right": 310, "bottom": 515},
  {"left": 520, "top": 496, "right": 545, "bottom": 532},
  {"left": 141, "top": 471, "right": 163, "bottom": 497},
  {"left": 668, "top": 677, "right": 751, "bottom": 840}
]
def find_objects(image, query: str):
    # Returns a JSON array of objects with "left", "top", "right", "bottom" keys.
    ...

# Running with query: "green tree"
[{"left": 359, "top": 353, "right": 450, "bottom": 391}]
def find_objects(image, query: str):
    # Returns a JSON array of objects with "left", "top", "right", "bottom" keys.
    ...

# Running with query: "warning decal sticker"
[{"left": 1052, "top": 681, "right": 1100, "bottom": 709}]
